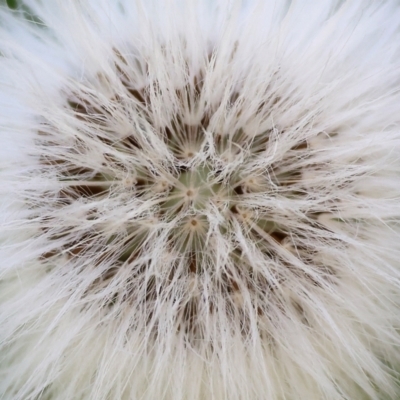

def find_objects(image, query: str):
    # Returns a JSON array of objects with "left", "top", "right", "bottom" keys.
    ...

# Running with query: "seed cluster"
[{"left": 37, "top": 49, "right": 340, "bottom": 342}]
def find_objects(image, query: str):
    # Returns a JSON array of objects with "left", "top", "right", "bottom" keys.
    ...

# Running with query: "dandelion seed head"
[{"left": 1, "top": 1, "right": 400, "bottom": 399}]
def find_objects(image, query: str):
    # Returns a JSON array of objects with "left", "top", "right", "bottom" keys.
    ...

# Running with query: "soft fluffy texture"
[{"left": 1, "top": 1, "right": 400, "bottom": 399}]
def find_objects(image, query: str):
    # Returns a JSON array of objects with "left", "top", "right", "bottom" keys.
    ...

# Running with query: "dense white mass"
[{"left": 1, "top": 1, "right": 400, "bottom": 399}]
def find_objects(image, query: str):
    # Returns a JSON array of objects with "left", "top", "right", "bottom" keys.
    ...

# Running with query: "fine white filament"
[{"left": 1, "top": 1, "right": 400, "bottom": 399}]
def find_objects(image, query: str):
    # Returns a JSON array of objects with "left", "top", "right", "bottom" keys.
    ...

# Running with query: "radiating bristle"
[{"left": 1, "top": 1, "right": 400, "bottom": 400}]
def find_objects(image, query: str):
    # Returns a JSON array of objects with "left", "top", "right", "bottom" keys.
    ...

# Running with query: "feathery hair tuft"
[{"left": 1, "top": 1, "right": 400, "bottom": 399}]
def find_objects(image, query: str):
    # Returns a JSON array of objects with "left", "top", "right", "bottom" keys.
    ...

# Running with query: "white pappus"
[{"left": 1, "top": 1, "right": 400, "bottom": 399}]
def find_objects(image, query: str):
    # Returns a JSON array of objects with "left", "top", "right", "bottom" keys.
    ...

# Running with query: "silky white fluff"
[{"left": 1, "top": 1, "right": 400, "bottom": 399}]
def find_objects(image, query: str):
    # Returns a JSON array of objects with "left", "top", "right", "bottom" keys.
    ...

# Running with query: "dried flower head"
[{"left": 1, "top": 1, "right": 400, "bottom": 399}]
